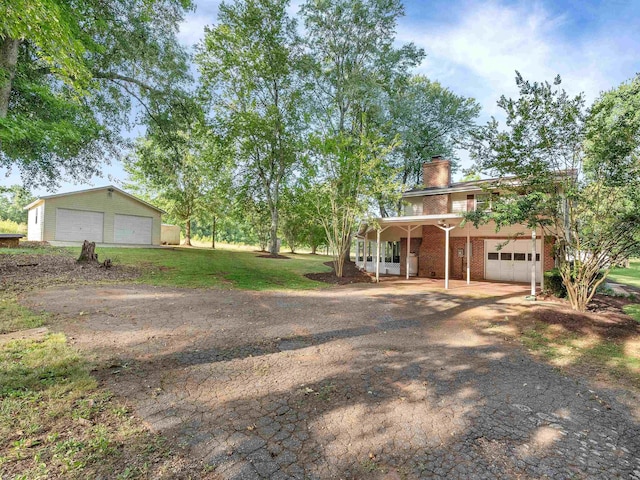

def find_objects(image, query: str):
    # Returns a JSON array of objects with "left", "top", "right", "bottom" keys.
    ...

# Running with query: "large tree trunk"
[
  {"left": 0, "top": 37, "right": 20, "bottom": 118},
  {"left": 311, "top": 244, "right": 317, "bottom": 255},
  {"left": 183, "top": 219, "right": 192, "bottom": 246},
  {"left": 269, "top": 208, "right": 278, "bottom": 256},
  {"left": 344, "top": 232, "right": 352, "bottom": 262},
  {"left": 334, "top": 250, "right": 346, "bottom": 277},
  {"left": 211, "top": 216, "right": 216, "bottom": 249}
]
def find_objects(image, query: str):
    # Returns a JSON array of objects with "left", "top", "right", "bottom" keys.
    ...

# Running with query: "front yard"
[
  {"left": 0, "top": 245, "right": 333, "bottom": 292},
  {"left": 0, "top": 245, "right": 335, "bottom": 479},
  {"left": 1, "top": 245, "right": 639, "bottom": 479}
]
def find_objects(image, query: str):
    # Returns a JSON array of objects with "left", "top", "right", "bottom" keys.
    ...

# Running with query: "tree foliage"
[
  {"left": 0, "top": 184, "right": 34, "bottom": 224},
  {"left": 468, "top": 72, "right": 640, "bottom": 311},
  {"left": 0, "top": 0, "right": 193, "bottom": 187},
  {"left": 301, "top": 0, "right": 420, "bottom": 275},
  {"left": 196, "top": 0, "right": 305, "bottom": 256},
  {"left": 124, "top": 98, "right": 227, "bottom": 246}
]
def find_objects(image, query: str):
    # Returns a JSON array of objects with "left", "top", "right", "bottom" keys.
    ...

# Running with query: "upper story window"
[{"left": 475, "top": 192, "right": 499, "bottom": 212}]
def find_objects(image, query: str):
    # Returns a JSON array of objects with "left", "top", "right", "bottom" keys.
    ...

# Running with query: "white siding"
[
  {"left": 41, "top": 189, "right": 162, "bottom": 245},
  {"left": 27, "top": 205, "right": 44, "bottom": 241},
  {"left": 403, "top": 198, "right": 423, "bottom": 216}
]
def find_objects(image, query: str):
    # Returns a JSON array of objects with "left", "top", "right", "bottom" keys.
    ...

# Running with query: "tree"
[
  {"left": 1, "top": 0, "right": 193, "bottom": 187},
  {"left": 468, "top": 73, "right": 640, "bottom": 311},
  {"left": 382, "top": 75, "right": 480, "bottom": 215},
  {"left": 301, "top": 0, "right": 421, "bottom": 276},
  {"left": 0, "top": 184, "right": 34, "bottom": 224},
  {"left": 197, "top": 0, "right": 305, "bottom": 256},
  {"left": 124, "top": 97, "right": 218, "bottom": 246}
]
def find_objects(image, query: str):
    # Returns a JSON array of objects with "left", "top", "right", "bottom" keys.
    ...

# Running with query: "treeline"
[{"left": 121, "top": 0, "right": 480, "bottom": 273}]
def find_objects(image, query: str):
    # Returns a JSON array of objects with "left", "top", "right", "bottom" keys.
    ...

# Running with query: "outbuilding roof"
[{"left": 24, "top": 185, "right": 165, "bottom": 214}]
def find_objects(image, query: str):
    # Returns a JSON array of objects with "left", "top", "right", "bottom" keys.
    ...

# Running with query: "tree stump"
[
  {"left": 78, "top": 240, "right": 98, "bottom": 262},
  {"left": 99, "top": 258, "right": 112, "bottom": 269}
]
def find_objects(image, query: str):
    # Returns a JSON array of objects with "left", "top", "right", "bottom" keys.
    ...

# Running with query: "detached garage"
[{"left": 25, "top": 186, "right": 163, "bottom": 246}]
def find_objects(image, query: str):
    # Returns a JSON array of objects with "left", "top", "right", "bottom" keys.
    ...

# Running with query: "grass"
[
  {"left": 68, "top": 246, "right": 332, "bottom": 290},
  {"left": 0, "top": 309, "right": 181, "bottom": 479},
  {"left": 0, "top": 297, "right": 45, "bottom": 334},
  {"left": 622, "top": 304, "right": 640, "bottom": 323},
  {"left": 98, "top": 246, "right": 332, "bottom": 290},
  {"left": 520, "top": 320, "right": 640, "bottom": 388},
  {"left": 608, "top": 258, "right": 640, "bottom": 289},
  {"left": 0, "top": 244, "right": 334, "bottom": 290}
]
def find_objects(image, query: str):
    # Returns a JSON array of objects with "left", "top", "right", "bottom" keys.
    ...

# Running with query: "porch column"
[
  {"left": 540, "top": 231, "right": 545, "bottom": 291},
  {"left": 363, "top": 233, "right": 368, "bottom": 272},
  {"left": 406, "top": 225, "right": 411, "bottom": 280},
  {"left": 356, "top": 240, "right": 360, "bottom": 268},
  {"left": 376, "top": 228, "right": 381, "bottom": 283},
  {"left": 436, "top": 223, "right": 456, "bottom": 290},
  {"left": 531, "top": 229, "right": 537, "bottom": 297},
  {"left": 466, "top": 224, "right": 471, "bottom": 285}
]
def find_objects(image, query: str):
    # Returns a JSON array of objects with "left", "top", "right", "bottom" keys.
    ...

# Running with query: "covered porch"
[{"left": 355, "top": 214, "right": 543, "bottom": 293}]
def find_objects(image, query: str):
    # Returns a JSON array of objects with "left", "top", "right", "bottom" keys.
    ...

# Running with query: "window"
[
  {"left": 514, "top": 253, "right": 526, "bottom": 261},
  {"left": 528, "top": 253, "right": 541, "bottom": 262},
  {"left": 475, "top": 192, "right": 500, "bottom": 211},
  {"left": 487, "top": 252, "right": 499, "bottom": 260},
  {"left": 500, "top": 252, "right": 512, "bottom": 261},
  {"left": 34, "top": 209, "right": 38, "bottom": 224}
]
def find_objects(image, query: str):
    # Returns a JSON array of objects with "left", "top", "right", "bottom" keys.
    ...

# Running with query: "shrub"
[
  {"left": 0, "top": 219, "right": 27, "bottom": 234},
  {"left": 544, "top": 268, "right": 566, "bottom": 298}
]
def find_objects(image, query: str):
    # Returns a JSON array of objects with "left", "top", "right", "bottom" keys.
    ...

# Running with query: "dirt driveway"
[{"left": 27, "top": 281, "right": 640, "bottom": 479}]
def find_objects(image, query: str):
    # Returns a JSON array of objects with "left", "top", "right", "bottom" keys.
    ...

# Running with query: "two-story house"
[{"left": 355, "top": 156, "right": 555, "bottom": 290}]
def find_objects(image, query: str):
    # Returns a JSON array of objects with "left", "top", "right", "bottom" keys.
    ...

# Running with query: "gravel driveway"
[{"left": 28, "top": 281, "right": 640, "bottom": 479}]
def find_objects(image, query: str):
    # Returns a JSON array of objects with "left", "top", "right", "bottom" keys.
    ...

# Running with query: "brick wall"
[
  {"left": 422, "top": 158, "right": 451, "bottom": 188},
  {"left": 423, "top": 194, "right": 449, "bottom": 215},
  {"left": 418, "top": 225, "right": 445, "bottom": 278},
  {"left": 543, "top": 235, "right": 555, "bottom": 271},
  {"left": 450, "top": 237, "right": 485, "bottom": 280},
  {"left": 399, "top": 236, "right": 422, "bottom": 276}
]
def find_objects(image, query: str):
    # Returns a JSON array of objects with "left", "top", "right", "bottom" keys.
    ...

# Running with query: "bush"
[
  {"left": 544, "top": 267, "right": 606, "bottom": 299},
  {"left": 0, "top": 218, "right": 26, "bottom": 234},
  {"left": 544, "top": 268, "right": 566, "bottom": 298}
]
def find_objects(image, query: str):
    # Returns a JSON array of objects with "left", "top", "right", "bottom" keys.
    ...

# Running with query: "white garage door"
[
  {"left": 485, "top": 239, "right": 542, "bottom": 283},
  {"left": 114, "top": 214, "right": 152, "bottom": 244},
  {"left": 56, "top": 209, "right": 104, "bottom": 242}
]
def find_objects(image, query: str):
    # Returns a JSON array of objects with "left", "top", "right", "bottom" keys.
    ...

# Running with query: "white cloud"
[
  {"left": 178, "top": 13, "right": 212, "bottom": 47},
  {"left": 398, "top": 0, "right": 635, "bottom": 120}
]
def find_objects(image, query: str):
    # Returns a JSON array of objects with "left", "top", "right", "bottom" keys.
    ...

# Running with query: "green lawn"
[
  {"left": 0, "top": 245, "right": 333, "bottom": 290},
  {"left": 0, "top": 331, "right": 181, "bottom": 478},
  {"left": 0, "top": 297, "right": 46, "bottom": 334},
  {"left": 608, "top": 258, "right": 640, "bottom": 289},
  {"left": 98, "top": 246, "right": 332, "bottom": 289}
]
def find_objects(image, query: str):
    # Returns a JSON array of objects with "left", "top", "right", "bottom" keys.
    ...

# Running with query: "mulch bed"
[
  {"left": 529, "top": 294, "right": 640, "bottom": 341},
  {"left": 256, "top": 254, "right": 291, "bottom": 259},
  {"left": 305, "top": 261, "right": 373, "bottom": 285},
  {"left": 0, "top": 251, "right": 140, "bottom": 293}
]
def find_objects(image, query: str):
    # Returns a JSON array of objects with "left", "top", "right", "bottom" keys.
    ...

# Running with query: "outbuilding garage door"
[
  {"left": 114, "top": 214, "right": 152, "bottom": 244},
  {"left": 485, "top": 239, "right": 542, "bottom": 283},
  {"left": 56, "top": 209, "right": 104, "bottom": 243}
]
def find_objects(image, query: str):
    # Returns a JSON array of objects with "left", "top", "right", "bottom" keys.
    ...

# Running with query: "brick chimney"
[{"left": 422, "top": 155, "right": 451, "bottom": 188}]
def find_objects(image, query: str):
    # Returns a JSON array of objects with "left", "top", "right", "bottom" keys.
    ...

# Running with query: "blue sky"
[{"left": 5, "top": 0, "right": 640, "bottom": 195}]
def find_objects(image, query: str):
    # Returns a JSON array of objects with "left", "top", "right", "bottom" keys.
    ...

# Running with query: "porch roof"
[{"left": 357, "top": 214, "right": 464, "bottom": 235}]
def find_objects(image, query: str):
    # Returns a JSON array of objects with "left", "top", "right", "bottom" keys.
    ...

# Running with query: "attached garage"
[
  {"left": 25, "top": 185, "right": 164, "bottom": 246},
  {"left": 485, "top": 239, "right": 542, "bottom": 283}
]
